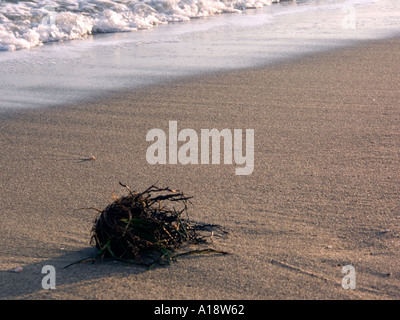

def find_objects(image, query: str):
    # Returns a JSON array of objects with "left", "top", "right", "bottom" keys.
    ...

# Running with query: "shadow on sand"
[{"left": 0, "top": 247, "right": 149, "bottom": 299}]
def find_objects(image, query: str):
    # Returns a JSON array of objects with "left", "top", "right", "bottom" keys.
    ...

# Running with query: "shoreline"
[
  {"left": 1, "top": 34, "right": 400, "bottom": 118},
  {"left": 2, "top": 0, "right": 400, "bottom": 112},
  {"left": 0, "top": 37, "right": 399, "bottom": 299}
]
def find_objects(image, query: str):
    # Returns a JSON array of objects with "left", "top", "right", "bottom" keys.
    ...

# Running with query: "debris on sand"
[
  {"left": 66, "top": 183, "right": 228, "bottom": 269},
  {"left": 13, "top": 266, "right": 23, "bottom": 273}
]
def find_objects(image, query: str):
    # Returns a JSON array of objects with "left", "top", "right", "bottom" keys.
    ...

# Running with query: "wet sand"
[{"left": 0, "top": 37, "right": 399, "bottom": 300}]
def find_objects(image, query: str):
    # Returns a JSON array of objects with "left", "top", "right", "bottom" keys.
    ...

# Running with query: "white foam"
[{"left": 0, "top": 0, "right": 279, "bottom": 51}]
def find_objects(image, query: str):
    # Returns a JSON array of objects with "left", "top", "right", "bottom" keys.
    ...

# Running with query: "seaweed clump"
[{"left": 84, "top": 183, "right": 228, "bottom": 268}]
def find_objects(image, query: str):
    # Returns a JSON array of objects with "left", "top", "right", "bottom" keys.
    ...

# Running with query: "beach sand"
[{"left": 0, "top": 38, "right": 399, "bottom": 300}]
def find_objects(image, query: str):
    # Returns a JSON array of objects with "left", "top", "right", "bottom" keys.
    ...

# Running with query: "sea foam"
[{"left": 0, "top": 0, "right": 279, "bottom": 51}]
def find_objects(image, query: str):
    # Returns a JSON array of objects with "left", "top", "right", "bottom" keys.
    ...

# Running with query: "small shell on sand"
[
  {"left": 88, "top": 156, "right": 96, "bottom": 161},
  {"left": 13, "top": 266, "right": 23, "bottom": 273}
]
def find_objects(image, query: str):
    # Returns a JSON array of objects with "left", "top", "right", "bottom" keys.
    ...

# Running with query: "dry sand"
[{"left": 0, "top": 38, "right": 399, "bottom": 300}]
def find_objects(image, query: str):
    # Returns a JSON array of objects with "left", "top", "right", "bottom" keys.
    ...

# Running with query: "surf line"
[{"left": 146, "top": 121, "right": 254, "bottom": 175}]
